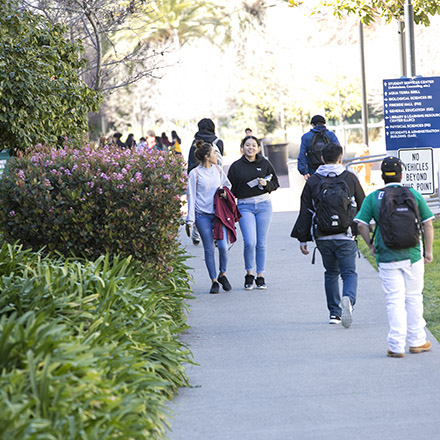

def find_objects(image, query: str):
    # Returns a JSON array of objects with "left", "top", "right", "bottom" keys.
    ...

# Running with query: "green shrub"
[
  {"left": 0, "top": 241, "right": 193, "bottom": 439},
  {"left": 0, "top": 143, "right": 187, "bottom": 275},
  {"left": 0, "top": 0, "right": 101, "bottom": 151}
]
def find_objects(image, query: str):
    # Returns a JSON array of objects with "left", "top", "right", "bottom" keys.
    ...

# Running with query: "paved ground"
[{"left": 167, "top": 165, "right": 440, "bottom": 440}]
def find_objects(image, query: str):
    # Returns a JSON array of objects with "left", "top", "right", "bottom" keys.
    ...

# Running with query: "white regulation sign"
[{"left": 398, "top": 148, "right": 435, "bottom": 195}]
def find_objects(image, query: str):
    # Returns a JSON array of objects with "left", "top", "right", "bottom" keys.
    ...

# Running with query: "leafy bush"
[
  {"left": 0, "top": 241, "right": 193, "bottom": 439},
  {"left": 0, "top": 0, "right": 101, "bottom": 151},
  {"left": 0, "top": 143, "right": 187, "bottom": 275}
]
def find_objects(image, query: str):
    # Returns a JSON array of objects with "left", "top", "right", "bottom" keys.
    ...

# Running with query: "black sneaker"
[
  {"left": 209, "top": 281, "right": 220, "bottom": 294},
  {"left": 244, "top": 274, "right": 255, "bottom": 290},
  {"left": 329, "top": 315, "right": 341, "bottom": 325},
  {"left": 255, "top": 277, "right": 267, "bottom": 290},
  {"left": 218, "top": 275, "right": 232, "bottom": 291}
]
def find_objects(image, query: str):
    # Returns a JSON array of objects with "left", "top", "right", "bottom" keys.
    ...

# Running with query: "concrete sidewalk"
[{"left": 168, "top": 182, "right": 440, "bottom": 440}]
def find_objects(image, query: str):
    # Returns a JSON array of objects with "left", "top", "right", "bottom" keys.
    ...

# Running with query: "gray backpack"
[{"left": 212, "top": 138, "right": 223, "bottom": 167}]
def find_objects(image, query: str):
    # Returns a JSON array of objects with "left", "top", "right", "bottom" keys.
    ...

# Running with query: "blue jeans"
[
  {"left": 195, "top": 213, "right": 229, "bottom": 280},
  {"left": 316, "top": 239, "right": 358, "bottom": 317},
  {"left": 237, "top": 200, "right": 272, "bottom": 274}
]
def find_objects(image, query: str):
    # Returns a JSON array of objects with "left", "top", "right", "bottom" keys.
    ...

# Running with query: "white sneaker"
[{"left": 341, "top": 296, "right": 353, "bottom": 328}]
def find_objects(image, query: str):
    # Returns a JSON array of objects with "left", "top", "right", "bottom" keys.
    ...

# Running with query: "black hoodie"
[
  {"left": 187, "top": 118, "right": 224, "bottom": 172},
  {"left": 227, "top": 154, "right": 279, "bottom": 199}
]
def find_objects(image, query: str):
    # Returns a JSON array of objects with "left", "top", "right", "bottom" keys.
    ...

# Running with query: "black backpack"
[
  {"left": 372, "top": 186, "right": 422, "bottom": 249},
  {"left": 308, "top": 131, "right": 330, "bottom": 169},
  {"left": 313, "top": 171, "right": 354, "bottom": 237}
]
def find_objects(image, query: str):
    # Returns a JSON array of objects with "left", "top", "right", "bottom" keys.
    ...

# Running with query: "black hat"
[
  {"left": 311, "top": 115, "right": 326, "bottom": 125},
  {"left": 381, "top": 156, "right": 402, "bottom": 177}
]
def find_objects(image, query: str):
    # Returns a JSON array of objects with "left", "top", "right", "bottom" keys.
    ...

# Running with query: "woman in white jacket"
[{"left": 186, "top": 140, "right": 232, "bottom": 294}]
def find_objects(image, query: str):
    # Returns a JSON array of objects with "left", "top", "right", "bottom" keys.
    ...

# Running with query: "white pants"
[{"left": 379, "top": 259, "right": 427, "bottom": 353}]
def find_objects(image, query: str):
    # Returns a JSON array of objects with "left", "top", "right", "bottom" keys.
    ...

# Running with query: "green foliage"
[
  {"left": 0, "top": 0, "right": 101, "bottom": 151},
  {"left": 317, "top": 75, "right": 362, "bottom": 123},
  {"left": 0, "top": 143, "right": 187, "bottom": 275},
  {"left": 304, "top": 0, "right": 440, "bottom": 26},
  {"left": 0, "top": 241, "right": 193, "bottom": 439}
]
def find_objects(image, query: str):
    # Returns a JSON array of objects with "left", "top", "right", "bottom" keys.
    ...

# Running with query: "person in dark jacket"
[
  {"left": 297, "top": 114, "right": 340, "bottom": 180},
  {"left": 113, "top": 132, "right": 126, "bottom": 149},
  {"left": 124, "top": 133, "right": 136, "bottom": 149},
  {"left": 291, "top": 143, "right": 365, "bottom": 328},
  {"left": 187, "top": 118, "right": 224, "bottom": 173},
  {"left": 227, "top": 135, "right": 279, "bottom": 291}
]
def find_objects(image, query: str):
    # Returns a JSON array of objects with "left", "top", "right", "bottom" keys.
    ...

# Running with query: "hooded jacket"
[
  {"left": 213, "top": 187, "right": 241, "bottom": 243},
  {"left": 227, "top": 154, "right": 279, "bottom": 199},
  {"left": 187, "top": 118, "right": 224, "bottom": 172},
  {"left": 291, "top": 164, "right": 365, "bottom": 242},
  {"left": 297, "top": 125, "right": 340, "bottom": 176}
]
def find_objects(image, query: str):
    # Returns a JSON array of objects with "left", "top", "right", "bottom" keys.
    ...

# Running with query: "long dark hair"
[
  {"left": 194, "top": 139, "right": 212, "bottom": 163},
  {"left": 171, "top": 130, "right": 181, "bottom": 144}
]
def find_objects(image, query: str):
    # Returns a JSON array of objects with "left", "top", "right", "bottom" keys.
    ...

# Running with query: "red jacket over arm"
[{"left": 213, "top": 187, "right": 241, "bottom": 243}]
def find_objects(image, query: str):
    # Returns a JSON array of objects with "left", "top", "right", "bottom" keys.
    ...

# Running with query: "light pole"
[
  {"left": 405, "top": 0, "right": 416, "bottom": 76},
  {"left": 359, "top": 22, "right": 369, "bottom": 147}
]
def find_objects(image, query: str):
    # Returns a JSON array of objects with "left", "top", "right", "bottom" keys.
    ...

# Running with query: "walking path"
[{"left": 168, "top": 165, "right": 440, "bottom": 440}]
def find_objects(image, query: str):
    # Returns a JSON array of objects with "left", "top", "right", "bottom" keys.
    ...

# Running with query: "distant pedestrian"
[
  {"left": 171, "top": 130, "right": 182, "bottom": 156},
  {"left": 245, "top": 128, "right": 253, "bottom": 136},
  {"left": 188, "top": 118, "right": 224, "bottom": 173},
  {"left": 161, "top": 132, "right": 172, "bottom": 149},
  {"left": 124, "top": 133, "right": 136, "bottom": 149},
  {"left": 227, "top": 135, "right": 279, "bottom": 290},
  {"left": 113, "top": 132, "right": 126, "bottom": 149},
  {"left": 297, "top": 115, "right": 340, "bottom": 180},
  {"left": 291, "top": 143, "right": 365, "bottom": 327},
  {"left": 137, "top": 137, "right": 147, "bottom": 152},
  {"left": 355, "top": 156, "right": 434, "bottom": 357},
  {"left": 146, "top": 130, "right": 163, "bottom": 151},
  {"left": 186, "top": 140, "right": 238, "bottom": 294}
]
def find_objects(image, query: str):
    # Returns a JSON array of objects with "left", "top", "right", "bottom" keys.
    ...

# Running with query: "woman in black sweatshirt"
[{"left": 227, "top": 136, "right": 279, "bottom": 290}]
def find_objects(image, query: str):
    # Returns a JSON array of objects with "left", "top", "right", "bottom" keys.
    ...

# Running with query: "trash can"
[
  {"left": 264, "top": 143, "right": 288, "bottom": 176},
  {"left": 0, "top": 149, "right": 11, "bottom": 178}
]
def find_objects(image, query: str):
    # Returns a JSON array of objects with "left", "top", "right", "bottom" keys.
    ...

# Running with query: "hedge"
[{"left": 0, "top": 143, "right": 187, "bottom": 275}]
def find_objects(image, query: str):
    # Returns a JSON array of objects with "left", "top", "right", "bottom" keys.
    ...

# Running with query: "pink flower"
[{"left": 9, "top": 210, "right": 16, "bottom": 216}]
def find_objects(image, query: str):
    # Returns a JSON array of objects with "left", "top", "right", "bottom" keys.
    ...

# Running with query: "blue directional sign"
[{"left": 383, "top": 76, "right": 440, "bottom": 150}]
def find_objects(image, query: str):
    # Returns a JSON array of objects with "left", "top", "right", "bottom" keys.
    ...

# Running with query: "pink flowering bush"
[{"left": 0, "top": 144, "right": 187, "bottom": 274}]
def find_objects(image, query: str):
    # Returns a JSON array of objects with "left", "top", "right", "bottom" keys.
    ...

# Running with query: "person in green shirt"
[{"left": 355, "top": 156, "right": 434, "bottom": 358}]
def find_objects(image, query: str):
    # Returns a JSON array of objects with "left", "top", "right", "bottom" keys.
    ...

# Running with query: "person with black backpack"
[
  {"left": 297, "top": 115, "right": 340, "bottom": 180},
  {"left": 355, "top": 156, "right": 434, "bottom": 358},
  {"left": 291, "top": 143, "right": 365, "bottom": 327}
]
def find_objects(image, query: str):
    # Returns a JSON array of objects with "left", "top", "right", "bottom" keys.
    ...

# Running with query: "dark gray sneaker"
[
  {"left": 209, "top": 281, "right": 220, "bottom": 294},
  {"left": 329, "top": 315, "right": 341, "bottom": 325},
  {"left": 244, "top": 274, "right": 255, "bottom": 290},
  {"left": 255, "top": 277, "right": 267, "bottom": 290},
  {"left": 218, "top": 275, "right": 232, "bottom": 291}
]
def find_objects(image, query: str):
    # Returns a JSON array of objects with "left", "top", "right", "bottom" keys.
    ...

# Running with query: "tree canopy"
[
  {"left": 288, "top": 0, "right": 440, "bottom": 26},
  {"left": 0, "top": 0, "right": 101, "bottom": 151}
]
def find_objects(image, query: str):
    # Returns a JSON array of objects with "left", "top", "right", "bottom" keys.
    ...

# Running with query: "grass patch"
[{"left": 357, "top": 219, "right": 440, "bottom": 342}]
